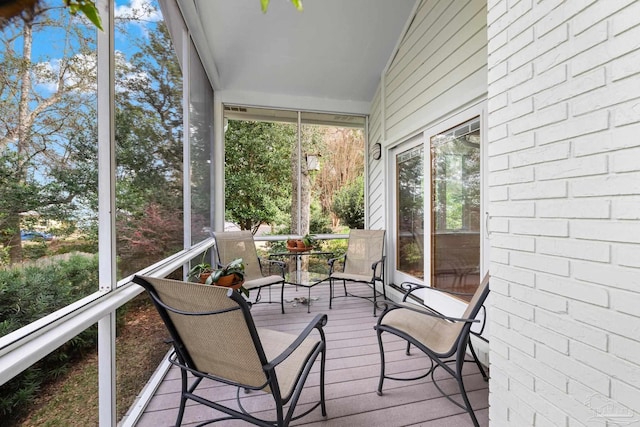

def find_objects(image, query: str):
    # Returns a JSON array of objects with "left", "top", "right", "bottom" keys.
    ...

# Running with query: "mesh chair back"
[
  {"left": 435, "top": 273, "right": 490, "bottom": 355},
  {"left": 138, "top": 276, "right": 269, "bottom": 389},
  {"left": 213, "top": 231, "right": 262, "bottom": 279},
  {"left": 462, "top": 272, "right": 490, "bottom": 320},
  {"left": 344, "top": 229, "right": 385, "bottom": 277}
]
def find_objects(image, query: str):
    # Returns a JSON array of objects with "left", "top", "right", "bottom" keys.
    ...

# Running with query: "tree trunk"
[
  {"left": 290, "top": 132, "right": 311, "bottom": 236},
  {"left": 6, "top": 17, "right": 36, "bottom": 264},
  {"left": 6, "top": 216, "right": 22, "bottom": 265},
  {"left": 290, "top": 129, "right": 311, "bottom": 273}
]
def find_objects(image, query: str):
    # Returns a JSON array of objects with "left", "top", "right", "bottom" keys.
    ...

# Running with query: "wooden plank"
[{"left": 135, "top": 281, "right": 489, "bottom": 426}]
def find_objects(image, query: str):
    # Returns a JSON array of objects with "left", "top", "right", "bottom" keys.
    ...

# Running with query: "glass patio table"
[{"left": 269, "top": 250, "right": 333, "bottom": 313}]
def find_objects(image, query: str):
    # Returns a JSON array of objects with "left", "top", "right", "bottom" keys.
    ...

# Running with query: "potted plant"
[
  {"left": 187, "top": 255, "right": 248, "bottom": 296},
  {"left": 286, "top": 234, "right": 316, "bottom": 251},
  {"left": 206, "top": 258, "right": 245, "bottom": 287},
  {"left": 301, "top": 233, "right": 316, "bottom": 249},
  {"left": 286, "top": 238, "right": 298, "bottom": 249},
  {"left": 187, "top": 253, "right": 214, "bottom": 284}
]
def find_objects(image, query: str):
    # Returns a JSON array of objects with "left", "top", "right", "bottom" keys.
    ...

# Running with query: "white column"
[{"left": 96, "top": 0, "right": 117, "bottom": 425}]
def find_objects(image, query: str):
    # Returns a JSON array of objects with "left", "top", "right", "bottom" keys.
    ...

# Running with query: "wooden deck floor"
[{"left": 134, "top": 282, "right": 489, "bottom": 427}]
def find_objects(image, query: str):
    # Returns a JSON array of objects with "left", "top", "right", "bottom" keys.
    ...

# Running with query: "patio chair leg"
[
  {"left": 280, "top": 283, "right": 285, "bottom": 314},
  {"left": 468, "top": 339, "right": 488, "bottom": 381},
  {"left": 372, "top": 281, "right": 377, "bottom": 316},
  {"left": 175, "top": 368, "right": 188, "bottom": 426},
  {"left": 376, "top": 330, "right": 386, "bottom": 396},
  {"left": 329, "top": 279, "right": 333, "bottom": 309},
  {"left": 320, "top": 345, "right": 327, "bottom": 416},
  {"left": 457, "top": 345, "right": 480, "bottom": 427}
]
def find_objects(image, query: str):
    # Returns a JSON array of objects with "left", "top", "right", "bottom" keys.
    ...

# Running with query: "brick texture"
[{"left": 487, "top": 1, "right": 640, "bottom": 425}]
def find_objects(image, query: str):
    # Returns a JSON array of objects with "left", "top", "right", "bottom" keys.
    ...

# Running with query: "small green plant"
[
  {"left": 186, "top": 252, "right": 213, "bottom": 282},
  {"left": 206, "top": 258, "right": 245, "bottom": 285},
  {"left": 301, "top": 233, "right": 316, "bottom": 248}
]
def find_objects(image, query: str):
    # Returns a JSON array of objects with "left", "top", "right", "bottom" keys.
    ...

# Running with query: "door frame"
[
  {"left": 386, "top": 102, "right": 489, "bottom": 317},
  {"left": 388, "top": 134, "right": 426, "bottom": 287}
]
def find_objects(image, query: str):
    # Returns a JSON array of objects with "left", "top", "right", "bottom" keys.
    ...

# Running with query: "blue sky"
[
  {"left": 14, "top": 0, "right": 166, "bottom": 101},
  {"left": 24, "top": 0, "right": 162, "bottom": 71},
  {"left": 0, "top": 0, "right": 168, "bottom": 193}
]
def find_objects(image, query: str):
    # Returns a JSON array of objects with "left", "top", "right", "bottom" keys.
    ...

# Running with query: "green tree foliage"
[
  {"left": 48, "top": 18, "right": 185, "bottom": 272},
  {"left": 260, "top": 0, "right": 303, "bottom": 13},
  {"left": 0, "top": 3, "right": 96, "bottom": 263},
  {"left": 224, "top": 120, "right": 295, "bottom": 233},
  {"left": 111, "top": 20, "right": 184, "bottom": 272},
  {"left": 332, "top": 175, "right": 365, "bottom": 229},
  {"left": 310, "top": 199, "right": 332, "bottom": 234},
  {"left": 0, "top": 0, "right": 103, "bottom": 30},
  {"left": 0, "top": 151, "right": 47, "bottom": 263},
  {"left": 314, "top": 128, "right": 364, "bottom": 227},
  {"left": 114, "top": 21, "right": 183, "bottom": 209}
]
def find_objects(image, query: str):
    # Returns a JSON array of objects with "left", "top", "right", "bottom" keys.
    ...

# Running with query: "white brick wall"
[{"left": 487, "top": 0, "right": 640, "bottom": 425}]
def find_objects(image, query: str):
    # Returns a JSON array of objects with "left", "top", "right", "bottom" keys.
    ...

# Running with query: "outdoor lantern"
[{"left": 306, "top": 154, "right": 320, "bottom": 171}]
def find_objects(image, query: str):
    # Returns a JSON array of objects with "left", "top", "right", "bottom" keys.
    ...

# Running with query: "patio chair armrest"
[
  {"left": 377, "top": 299, "right": 480, "bottom": 324},
  {"left": 399, "top": 281, "right": 474, "bottom": 301},
  {"left": 471, "top": 304, "right": 488, "bottom": 336},
  {"left": 327, "top": 254, "right": 346, "bottom": 274},
  {"left": 370, "top": 257, "right": 384, "bottom": 268},
  {"left": 370, "top": 256, "right": 385, "bottom": 279},
  {"left": 265, "top": 313, "right": 328, "bottom": 369},
  {"left": 260, "top": 258, "right": 286, "bottom": 277}
]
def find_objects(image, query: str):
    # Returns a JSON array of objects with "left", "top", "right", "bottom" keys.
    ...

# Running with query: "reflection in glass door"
[
  {"left": 396, "top": 146, "right": 424, "bottom": 280},
  {"left": 431, "top": 117, "right": 481, "bottom": 298}
]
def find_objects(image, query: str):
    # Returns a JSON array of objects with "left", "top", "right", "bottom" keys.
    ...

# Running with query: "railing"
[
  {"left": 0, "top": 238, "right": 213, "bottom": 386},
  {"left": 0, "top": 234, "right": 348, "bottom": 387}
]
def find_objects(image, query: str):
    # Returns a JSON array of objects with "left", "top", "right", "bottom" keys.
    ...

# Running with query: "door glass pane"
[
  {"left": 396, "top": 146, "right": 424, "bottom": 280},
  {"left": 431, "top": 118, "right": 481, "bottom": 297}
]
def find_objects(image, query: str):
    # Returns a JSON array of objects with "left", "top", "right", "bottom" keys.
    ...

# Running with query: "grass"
[{"left": 17, "top": 295, "right": 171, "bottom": 426}]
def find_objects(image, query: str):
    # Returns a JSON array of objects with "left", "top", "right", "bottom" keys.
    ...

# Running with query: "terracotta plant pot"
[
  {"left": 214, "top": 273, "right": 244, "bottom": 290},
  {"left": 198, "top": 272, "right": 212, "bottom": 284}
]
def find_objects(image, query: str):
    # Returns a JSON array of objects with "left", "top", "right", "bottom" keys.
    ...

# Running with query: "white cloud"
[
  {"left": 115, "top": 0, "right": 162, "bottom": 22},
  {"left": 114, "top": 50, "right": 150, "bottom": 92},
  {"left": 34, "top": 54, "right": 97, "bottom": 94}
]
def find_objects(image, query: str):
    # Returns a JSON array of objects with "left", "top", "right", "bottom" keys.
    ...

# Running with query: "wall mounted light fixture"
[{"left": 372, "top": 142, "right": 382, "bottom": 160}]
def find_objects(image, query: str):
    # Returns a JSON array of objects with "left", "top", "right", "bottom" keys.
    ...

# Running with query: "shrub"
[
  {"left": 0, "top": 254, "right": 100, "bottom": 422},
  {"left": 22, "top": 240, "right": 48, "bottom": 260},
  {"left": 332, "top": 175, "right": 364, "bottom": 229},
  {"left": 323, "top": 238, "right": 348, "bottom": 258},
  {"left": 310, "top": 201, "right": 332, "bottom": 234}
]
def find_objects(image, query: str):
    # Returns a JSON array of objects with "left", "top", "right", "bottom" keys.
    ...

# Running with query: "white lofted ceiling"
[{"left": 179, "top": 0, "right": 417, "bottom": 114}]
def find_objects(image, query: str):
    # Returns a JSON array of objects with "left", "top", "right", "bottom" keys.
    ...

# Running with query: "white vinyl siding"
[
  {"left": 367, "top": 0, "right": 488, "bottom": 233},
  {"left": 368, "top": 84, "right": 385, "bottom": 230},
  {"left": 384, "top": 0, "right": 488, "bottom": 142}
]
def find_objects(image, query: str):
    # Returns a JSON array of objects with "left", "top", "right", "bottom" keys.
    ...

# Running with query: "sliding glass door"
[
  {"left": 389, "top": 110, "right": 487, "bottom": 306},
  {"left": 431, "top": 117, "right": 481, "bottom": 299}
]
